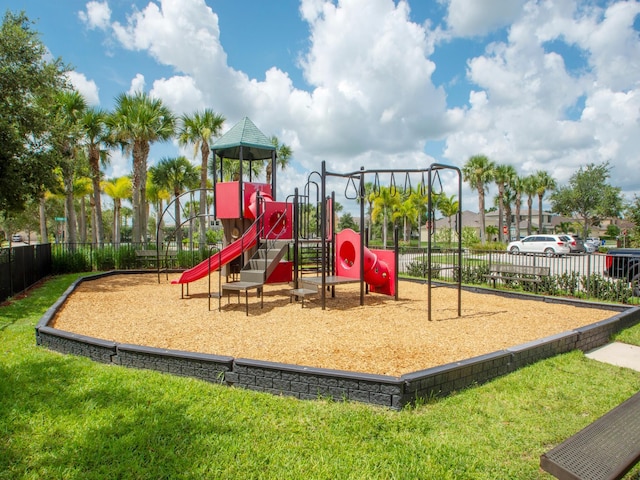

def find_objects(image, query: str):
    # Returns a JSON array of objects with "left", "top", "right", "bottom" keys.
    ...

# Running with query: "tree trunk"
[
  {"left": 39, "top": 195, "right": 48, "bottom": 244},
  {"left": 527, "top": 196, "right": 533, "bottom": 235},
  {"left": 514, "top": 194, "right": 521, "bottom": 242},
  {"left": 63, "top": 171, "right": 77, "bottom": 246},
  {"left": 199, "top": 141, "right": 209, "bottom": 247},
  {"left": 479, "top": 188, "right": 486, "bottom": 243},
  {"left": 175, "top": 190, "right": 182, "bottom": 251},
  {"left": 538, "top": 195, "right": 544, "bottom": 234}
]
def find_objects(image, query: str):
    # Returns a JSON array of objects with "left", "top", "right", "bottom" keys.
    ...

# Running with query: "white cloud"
[
  {"left": 128, "top": 74, "right": 146, "bottom": 95},
  {"left": 95, "top": 0, "right": 640, "bottom": 210},
  {"left": 445, "top": 0, "right": 526, "bottom": 37},
  {"left": 78, "top": 1, "right": 111, "bottom": 30},
  {"left": 66, "top": 71, "right": 100, "bottom": 105},
  {"left": 442, "top": 0, "right": 640, "bottom": 204}
]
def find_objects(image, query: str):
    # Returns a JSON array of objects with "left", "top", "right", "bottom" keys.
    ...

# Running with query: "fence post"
[{"left": 586, "top": 253, "right": 591, "bottom": 295}]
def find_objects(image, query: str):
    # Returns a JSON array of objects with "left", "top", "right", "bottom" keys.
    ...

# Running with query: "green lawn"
[{"left": 1, "top": 274, "right": 640, "bottom": 479}]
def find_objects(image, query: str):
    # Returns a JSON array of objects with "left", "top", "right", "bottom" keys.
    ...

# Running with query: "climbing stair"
[{"left": 239, "top": 240, "right": 289, "bottom": 284}]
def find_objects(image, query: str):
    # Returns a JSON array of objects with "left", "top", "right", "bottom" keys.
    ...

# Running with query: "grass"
[{"left": 1, "top": 275, "right": 640, "bottom": 479}]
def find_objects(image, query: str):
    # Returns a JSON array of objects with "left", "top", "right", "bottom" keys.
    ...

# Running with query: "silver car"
[{"left": 507, "top": 234, "right": 571, "bottom": 256}]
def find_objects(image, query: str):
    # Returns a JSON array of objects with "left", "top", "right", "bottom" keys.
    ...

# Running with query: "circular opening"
[
  {"left": 268, "top": 211, "right": 286, "bottom": 235},
  {"left": 339, "top": 241, "right": 356, "bottom": 269}
]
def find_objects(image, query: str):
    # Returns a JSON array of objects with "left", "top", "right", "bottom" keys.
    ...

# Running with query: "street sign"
[{"left": 55, "top": 217, "right": 66, "bottom": 221}]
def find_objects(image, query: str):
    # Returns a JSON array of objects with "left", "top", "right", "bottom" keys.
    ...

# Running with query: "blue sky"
[{"left": 4, "top": 0, "right": 640, "bottom": 213}]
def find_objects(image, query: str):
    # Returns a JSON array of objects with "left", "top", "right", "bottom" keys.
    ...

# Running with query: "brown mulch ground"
[{"left": 51, "top": 273, "right": 615, "bottom": 376}]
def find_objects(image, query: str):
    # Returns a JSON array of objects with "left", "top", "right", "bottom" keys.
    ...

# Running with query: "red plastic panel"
[
  {"left": 216, "top": 182, "right": 240, "bottom": 219},
  {"left": 263, "top": 202, "right": 292, "bottom": 239},
  {"left": 243, "top": 182, "right": 272, "bottom": 219},
  {"left": 266, "top": 261, "right": 293, "bottom": 284}
]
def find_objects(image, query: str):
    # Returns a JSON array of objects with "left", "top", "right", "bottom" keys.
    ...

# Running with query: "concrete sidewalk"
[{"left": 586, "top": 342, "right": 640, "bottom": 372}]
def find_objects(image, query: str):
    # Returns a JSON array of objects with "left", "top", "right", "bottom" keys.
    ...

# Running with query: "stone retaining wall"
[{"left": 35, "top": 272, "right": 640, "bottom": 410}]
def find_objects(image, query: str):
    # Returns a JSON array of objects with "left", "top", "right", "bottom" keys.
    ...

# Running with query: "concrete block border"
[{"left": 36, "top": 272, "right": 640, "bottom": 410}]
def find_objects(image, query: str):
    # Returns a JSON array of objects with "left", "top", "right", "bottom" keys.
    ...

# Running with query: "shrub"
[
  {"left": 94, "top": 248, "right": 116, "bottom": 270},
  {"left": 116, "top": 247, "right": 137, "bottom": 269},
  {"left": 406, "top": 259, "right": 441, "bottom": 279},
  {"left": 52, "top": 249, "right": 92, "bottom": 274}
]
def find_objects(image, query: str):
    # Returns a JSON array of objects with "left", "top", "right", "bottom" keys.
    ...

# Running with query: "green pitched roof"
[{"left": 212, "top": 117, "right": 275, "bottom": 160}]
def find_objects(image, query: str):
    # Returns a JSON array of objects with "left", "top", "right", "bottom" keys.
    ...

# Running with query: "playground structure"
[{"left": 156, "top": 117, "right": 463, "bottom": 320}]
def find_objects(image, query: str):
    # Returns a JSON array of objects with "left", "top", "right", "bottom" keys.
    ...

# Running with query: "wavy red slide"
[{"left": 171, "top": 222, "right": 258, "bottom": 285}]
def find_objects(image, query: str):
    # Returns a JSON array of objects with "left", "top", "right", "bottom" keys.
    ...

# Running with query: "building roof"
[{"left": 212, "top": 117, "right": 275, "bottom": 160}]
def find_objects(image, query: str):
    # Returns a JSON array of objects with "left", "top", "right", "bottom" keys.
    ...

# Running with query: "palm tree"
[
  {"left": 178, "top": 109, "right": 225, "bottom": 245},
  {"left": 438, "top": 194, "right": 460, "bottom": 245},
  {"left": 73, "top": 176, "right": 93, "bottom": 243},
  {"left": 392, "top": 197, "right": 418, "bottom": 242},
  {"left": 212, "top": 157, "right": 263, "bottom": 182},
  {"left": 493, "top": 164, "right": 517, "bottom": 242},
  {"left": 533, "top": 170, "right": 557, "bottom": 234},
  {"left": 522, "top": 175, "right": 537, "bottom": 235},
  {"left": 409, "top": 186, "right": 429, "bottom": 246},
  {"left": 146, "top": 170, "right": 171, "bottom": 244},
  {"left": 80, "top": 107, "right": 111, "bottom": 245},
  {"left": 267, "top": 136, "right": 293, "bottom": 184},
  {"left": 149, "top": 156, "right": 199, "bottom": 250},
  {"left": 54, "top": 90, "right": 87, "bottom": 245},
  {"left": 511, "top": 175, "right": 524, "bottom": 241},
  {"left": 102, "top": 176, "right": 132, "bottom": 247},
  {"left": 462, "top": 155, "right": 495, "bottom": 244},
  {"left": 108, "top": 92, "right": 175, "bottom": 244},
  {"left": 371, "top": 186, "right": 400, "bottom": 248}
]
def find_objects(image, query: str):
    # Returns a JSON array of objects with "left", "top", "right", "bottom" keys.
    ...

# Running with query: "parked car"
[
  {"left": 507, "top": 234, "right": 571, "bottom": 256},
  {"left": 560, "top": 234, "right": 587, "bottom": 254},
  {"left": 585, "top": 237, "right": 601, "bottom": 249},
  {"left": 604, "top": 248, "right": 640, "bottom": 296},
  {"left": 11, "top": 234, "right": 22, "bottom": 242}
]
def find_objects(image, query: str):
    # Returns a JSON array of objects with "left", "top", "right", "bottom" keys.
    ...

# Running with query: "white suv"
[{"left": 507, "top": 235, "right": 570, "bottom": 256}]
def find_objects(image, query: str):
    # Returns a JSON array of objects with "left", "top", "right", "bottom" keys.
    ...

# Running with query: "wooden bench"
[
  {"left": 484, "top": 264, "right": 550, "bottom": 292},
  {"left": 135, "top": 250, "right": 177, "bottom": 268},
  {"left": 540, "top": 390, "right": 640, "bottom": 480}
]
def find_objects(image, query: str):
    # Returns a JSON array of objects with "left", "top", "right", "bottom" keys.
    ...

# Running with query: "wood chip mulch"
[{"left": 51, "top": 273, "right": 615, "bottom": 376}]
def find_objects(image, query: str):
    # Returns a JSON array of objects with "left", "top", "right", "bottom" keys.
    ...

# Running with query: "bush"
[
  {"left": 454, "top": 264, "right": 489, "bottom": 284},
  {"left": 406, "top": 259, "right": 441, "bottom": 279},
  {"left": 94, "top": 248, "right": 116, "bottom": 270},
  {"left": 52, "top": 249, "right": 92, "bottom": 274},
  {"left": 116, "top": 247, "right": 137, "bottom": 269}
]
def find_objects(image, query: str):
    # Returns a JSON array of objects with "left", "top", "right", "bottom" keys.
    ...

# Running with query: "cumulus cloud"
[
  {"left": 78, "top": 1, "right": 111, "bottom": 30},
  {"left": 445, "top": 0, "right": 526, "bottom": 37},
  {"left": 66, "top": 71, "right": 100, "bottom": 105},
  {"left": 128, "top": 73, "right": 146, "bottom": 95},
  {"left": 442, "top": 0, "right": 640, "bottom": 202},
  {"left": 91, "top": 0, "right": 640, "bottom": 208}
]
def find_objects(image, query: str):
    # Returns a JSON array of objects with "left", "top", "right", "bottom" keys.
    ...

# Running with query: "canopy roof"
[{"left": 212, "top": 117, "right": 275, "bottom": 160}]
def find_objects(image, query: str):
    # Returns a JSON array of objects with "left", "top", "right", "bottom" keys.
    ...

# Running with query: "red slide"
[{"left": 171, "top": 222, "right": 258, "bottom": 285}]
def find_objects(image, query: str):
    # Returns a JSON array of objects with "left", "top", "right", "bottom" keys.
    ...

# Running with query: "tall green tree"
[
  {"left": 80, "top": 107, "right": 111, "bottom": 245},
  {"left": 371, "top": 186, "right": 400, "bottom": 248},
  {"left": 522, "top": 175, "right": 538, "bottom": 235},
  {"left": 532, "top": 170, "right": 556, "bottom": 234},
  {"left": 108, "top": 92, "right": 175, "bottom": 244},
  {"left": 102, "top": 176, "right": 132, "bottom": 246},
  {"left": 149, "top": 157, "right": 199, "bottom": 249},
  {"left": 511, "top": 175, "right": 524, "bottom": 240},
  {"left": 267, "top": 136, "right": 293, "bottom": 185},
  {"left": 462, "top": 155, "right": 495, "bottom": 243},
  {"left": 437, "top": 194, "right": 460, "bottom": 244},
  {"left": 550, "top": 162, "right": 623, "bottom": 238},
  {"left": 53, "top": 89, "right": 87, "bottom": 245},
  {"left": 0, "top": 11, "right": 69, "bottom": 215},
  {"left": 493, "top": 164, "right": 517, "bottom": 242},
  {"left": 178, "top": 109, "right": 225, "bottom": 245}
]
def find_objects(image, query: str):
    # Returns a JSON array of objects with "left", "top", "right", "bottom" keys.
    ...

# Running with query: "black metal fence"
[
  {"left": 399, "top": 247, "right": 635, "bottom": 304},
  {"left": 0, "top": 244, "right": 52, "bottom": 303},
  {"left": 2, "top": 241, "right": 636, "bottom": 305}
]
